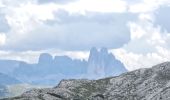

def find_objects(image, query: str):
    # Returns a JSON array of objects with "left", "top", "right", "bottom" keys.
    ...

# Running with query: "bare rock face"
[
  {"left": 6, "top": 62, "right": 170, "bottom": 100},
  {"left": 38, "top": 53, "right": 53, "bottom": 65},
  {"left": 88, "top": 47, "right": 127, "bottom": 79}
]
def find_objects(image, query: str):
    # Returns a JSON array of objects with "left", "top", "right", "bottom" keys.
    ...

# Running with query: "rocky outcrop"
[
  {"left": 88, "top": 47, "right": 127, "bottom": 78},
  {"left": 6, "top": 62, "right": 170, "bottom": 100},
  {"left": 38, "top": 53, "right": 53, "bottom": 65}
]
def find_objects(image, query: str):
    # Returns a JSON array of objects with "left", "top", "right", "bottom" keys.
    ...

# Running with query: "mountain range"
[
  {"left": 0, "top": 47, "right": 127, "bottom": 85},
  {"left": 6, "top": 62, "right": 170, "bottom": 100}
]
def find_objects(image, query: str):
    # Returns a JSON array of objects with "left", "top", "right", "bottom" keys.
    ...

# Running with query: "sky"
[{"left": 0, "top": 0, "right": 170, "bottom": 71}]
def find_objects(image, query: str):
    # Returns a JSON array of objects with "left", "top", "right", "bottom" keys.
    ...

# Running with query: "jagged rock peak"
[
  {"left": 38, "top": 53, "right": 53, "bottom": 64},
  {"left": 89, "top": 47, "right": 109, "bottom": 54},
  {"left": 89, "top": 47, "right": 98, "bottom": 55},
  {"left": 88, "top": 47, "right": 109, "bottom": 60},
  {"left": 100, "top": 47, "right": 108, "bottom": 54},
  {"left": 90, "top": 47, "right": 98, "bottom": 53},
  {"left": 88, "top": 47, "right": 99, "bottom": 62}
]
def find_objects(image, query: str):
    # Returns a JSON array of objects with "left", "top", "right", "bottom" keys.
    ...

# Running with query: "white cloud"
[
  {"left": 2, "top": 0, "right": 128, "bottom": 36},
  {"left": 129, "top": 0, "right": 170, "bottom": 13},
  {"left": 0, "top": 50, "right": 42, "bottom": 63},
  {"left": 4, "top": 2, "right": 58, "bottom": 34},
  {"left": 0, "top": 49, "right": 89, "bottom": 63},
  {"left": 0, "top": 0, "right": 132, "bottom": 51},
  {"left": 61, "top": 0, "right": 128, "bottom": 14},
  {"left": 0, "top": 0, "right": 132, "bottom": 64},
  {"left": 112, "top": 47, "right": 169, "bottom": 71},
  {"left": 0, "top": 33, "right": 6, "bottom": 45},
  {"left": 111, "top": 0, "right": 170, "bottom": 71}
]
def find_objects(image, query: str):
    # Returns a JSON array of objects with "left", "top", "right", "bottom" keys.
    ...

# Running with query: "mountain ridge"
[
  {"left": 5, "top": 61, "right": 170, "bottom": 100},
  {"left": 11, "top": 47, "right": 127, "bottom": 85}
]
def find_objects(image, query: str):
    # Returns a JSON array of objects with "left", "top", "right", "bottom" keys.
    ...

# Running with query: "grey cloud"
[
  {"left": 0, "top": 14, "right": 10, "bottom": 33},
  {"left": 126, "top": 0, "right": 142, "bottom": 4},
  {"left": 46, "top": 10, "right": 135, "bottom": 25},
  {"left": 4, "top": 11, "right": 137, "bottom": 51},
  {"left": 154, "top": 6, "right": 170, "bottom": 33},
  {"left": 37, "top": 0, "right": 77, "bottom": 4}
]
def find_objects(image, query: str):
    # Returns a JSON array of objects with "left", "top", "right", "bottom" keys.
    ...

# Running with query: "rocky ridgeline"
[
  {"left": 10, "top": 47, "right": 126, "bottom": 85},
  {"left": 5, "top": 62, "right": 170, "bottom": 100}
]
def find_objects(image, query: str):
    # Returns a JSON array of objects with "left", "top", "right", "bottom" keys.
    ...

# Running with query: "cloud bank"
[
  {"left": 0, "top": 0, "right": 170, "bottom": 71},
  {"left": 0, "top": 0, "right": 136, "bottom": 51},
  {"left": 111, "top": 0, "right": 170, "bottom": 71}
]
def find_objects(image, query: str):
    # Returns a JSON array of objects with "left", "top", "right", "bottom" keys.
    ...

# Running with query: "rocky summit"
[
  {"left": 5, "top": 62, "right": 170, "bottom": 100},
  {"left": 88, "top": 47, "right": 127, "bottom": 78}
]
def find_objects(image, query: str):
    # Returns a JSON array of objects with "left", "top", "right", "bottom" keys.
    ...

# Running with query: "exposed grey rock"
[
  {"left": 88, "top": 47, "right": 127, "bottom": 79},
  {"left": 6, "top": 62, "right": 170, "bottom": 100},
  {"left": 38, "top": 53, "right": 53, "bottom": 65}
]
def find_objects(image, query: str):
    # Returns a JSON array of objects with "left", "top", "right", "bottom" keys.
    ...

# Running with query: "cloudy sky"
[{"left": 0, "top": 0, "right": 170, "bottom": 71}]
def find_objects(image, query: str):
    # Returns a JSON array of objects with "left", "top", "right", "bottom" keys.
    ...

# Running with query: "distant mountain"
[
  {"left": 8, "top": 62, "right": 170, "bottom": 100},
  {"left": 0, "top": 73, "right": 21, "bottom": 98},
  {"left": 0, "top": 60, "right": 21, "bottom": 74},
  {"left": 0, "top": 73, "right": 20, "bottom": 85},
  {"left": 88, "top": 47, "right": 127, "bottom": 79},
  {"left": 12, "top": 54, "right": 88, "bottom": 85},
  {"left": 38, "top": 53, "right": 53, "bottom": 65},
  {"left": 3, "top": 47, "right": 127, "bottom": 85}
]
